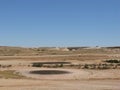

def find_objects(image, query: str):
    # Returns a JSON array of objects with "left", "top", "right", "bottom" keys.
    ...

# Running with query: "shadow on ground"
[{"left": 30, "top": 70, "right": 71, "bottom": 75}]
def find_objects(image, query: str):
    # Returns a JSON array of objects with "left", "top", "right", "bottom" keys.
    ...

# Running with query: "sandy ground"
[
  {"left": 0, "top": 79, "right": 120, "bottom": 90},
  {"left": 16, "top": 67, "right": 120, "bottom": 80},
  {"left": 0, "top": 60, "right": 120, "bottom": 90},
  {"left": 0, "top": 66, "right": 119, "bottom": 90}
]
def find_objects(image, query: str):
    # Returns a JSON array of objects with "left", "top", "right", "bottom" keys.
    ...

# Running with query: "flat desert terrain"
[{"left": 0, "top": 47, "right": 120, "bottom": 90}]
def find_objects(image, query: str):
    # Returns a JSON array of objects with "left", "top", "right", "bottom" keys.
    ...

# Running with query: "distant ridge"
[{"left": 0, "top": 46, "right": 120, "bottom": 56}]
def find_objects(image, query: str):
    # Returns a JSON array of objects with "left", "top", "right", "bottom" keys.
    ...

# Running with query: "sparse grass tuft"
[{"left": 0, "top": 70, "right": 26, "bottom": 79}]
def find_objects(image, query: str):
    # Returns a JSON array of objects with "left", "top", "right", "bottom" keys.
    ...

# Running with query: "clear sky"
[{"left": 0, "top": 0, "right": 120, "bottom": 47}]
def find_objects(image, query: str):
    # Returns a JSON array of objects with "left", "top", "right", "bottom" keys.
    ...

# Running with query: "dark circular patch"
[{"left": 30, "top": 70, "right": 71, "bottom": 75}]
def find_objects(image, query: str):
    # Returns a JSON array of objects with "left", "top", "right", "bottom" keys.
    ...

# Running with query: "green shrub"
[
  {"left": 105, "top": 60, "right": 120, "bottom": 63},
  {"left": 32, "top": 63, "right": 43, "bottom": 67}
]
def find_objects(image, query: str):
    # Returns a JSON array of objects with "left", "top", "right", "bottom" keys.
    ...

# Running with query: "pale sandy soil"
[
  {"left": 0, "top": 66, "right": 119, "bottom": 90},
  {"left": 16, "top": 67, "right": 120, "bottom": 80},
  {"left": 0, "top": 60, "right": 119, "bottom": 80},
  {"left": 0, "top": 79, "right": 120, "bottom": 90},
  {"left": 0, "top": 59, "right": 120, "bottom": 90}
]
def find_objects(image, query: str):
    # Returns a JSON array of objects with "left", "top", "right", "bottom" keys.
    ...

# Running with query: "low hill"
[
  {"left": 0, "top": 46, "right": 120, "bottom": 56},
  {"left": 0, "top": 46, "right": 37, "bottom": 56}
]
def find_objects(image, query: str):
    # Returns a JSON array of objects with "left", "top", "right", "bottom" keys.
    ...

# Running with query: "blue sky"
[{"left": 0, "top": 0, "right": 120, "bottom": 47}]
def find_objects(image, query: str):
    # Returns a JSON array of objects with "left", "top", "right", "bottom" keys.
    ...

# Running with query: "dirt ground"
[
  {"left": 0, "top": 56, "right": 120, "bottom": 90},
  {"left": 0, "top": 79, "right": 120, "bottom": 90}
]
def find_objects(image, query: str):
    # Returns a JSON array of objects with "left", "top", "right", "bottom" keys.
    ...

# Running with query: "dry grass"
[
  {"left": 0, "top": 70, "right": 26, "bottom": 79},
  {"left": 0, "top": 54, "right": 110, "bottom": 61}
]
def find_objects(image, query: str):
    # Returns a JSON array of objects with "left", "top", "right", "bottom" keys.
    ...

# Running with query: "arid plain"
[{"left": 0, "top": 46, "right": 120, "bottom": 90}]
